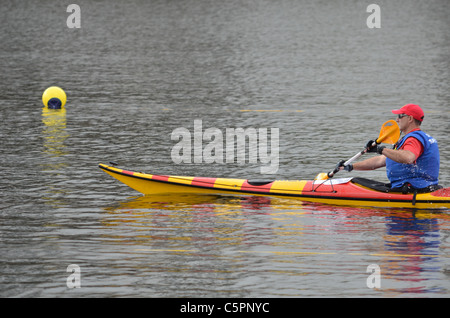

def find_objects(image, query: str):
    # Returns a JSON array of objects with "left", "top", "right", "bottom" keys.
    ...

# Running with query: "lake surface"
[{"left": 1, "top": 0, "right": 449, "bottom": 298}]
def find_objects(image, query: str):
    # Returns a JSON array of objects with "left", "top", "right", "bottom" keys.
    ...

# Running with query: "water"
[{"left": 1, "top": 0, "right": 449, "bottom": 298}]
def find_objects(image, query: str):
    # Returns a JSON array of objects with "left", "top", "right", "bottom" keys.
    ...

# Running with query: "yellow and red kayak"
[{"left": 99, "top": 163, "right": 450, "bottom": 210}]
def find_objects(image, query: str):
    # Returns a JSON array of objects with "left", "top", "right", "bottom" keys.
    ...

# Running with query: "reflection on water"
[
  {"left": 97, "top": 194, "right": 450, "bottom": 297},
  {"left": 385, "top": 213, "right": 440, "bottom": 257},
  {"left": 41, "top": 107, "right": 69, "bottom": 158},
  {"left": 41, "top": 107, "right": 70, "bottom": 208},
  {"left": 381, "top": 213, "right": 444, "bottom": 295},
  {"left": 102, "top": 195, "right": 290, "bottom": 249}
]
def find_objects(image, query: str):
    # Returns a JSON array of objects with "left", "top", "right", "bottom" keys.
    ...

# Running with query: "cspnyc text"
[{"left": 180, "top": 302, "right": 270, "bottom": 315}]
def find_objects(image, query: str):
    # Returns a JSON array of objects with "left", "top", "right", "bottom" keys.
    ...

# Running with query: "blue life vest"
[{"left": 385, "top": 130, "right": 439, "bottom": 189}]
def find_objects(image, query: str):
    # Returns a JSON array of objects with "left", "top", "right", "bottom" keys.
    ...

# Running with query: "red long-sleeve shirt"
[{"left": 398, "top": 128, "right": 424, "bottom": 161}]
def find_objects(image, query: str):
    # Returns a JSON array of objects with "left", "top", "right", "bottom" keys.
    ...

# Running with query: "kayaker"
[{"left": 339, "top": 104, "right": 440, "bottom": 192}]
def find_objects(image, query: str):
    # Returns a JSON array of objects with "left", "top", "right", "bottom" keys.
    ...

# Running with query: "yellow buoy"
[{"left": 42, "top": 86, "right": 67, "bottom": 109}]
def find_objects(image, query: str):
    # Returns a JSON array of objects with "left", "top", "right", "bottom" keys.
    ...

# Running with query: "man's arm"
[
  {"left": 339, "top": 137, "right": 421, "bottom": 172},
  {"left": 352, "top": 155, "right": 387, "bottom": 171},
  {"left": 379, "top": 148, "right": 417, "bottom": 164}
]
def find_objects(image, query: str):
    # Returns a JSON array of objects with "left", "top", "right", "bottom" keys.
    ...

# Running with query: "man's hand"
[
  {"left": 336, "top": 160, "right": 353, "bottom": 172},
  {"left": 365, "top": 140, "right": 385, "bottom": 155}
]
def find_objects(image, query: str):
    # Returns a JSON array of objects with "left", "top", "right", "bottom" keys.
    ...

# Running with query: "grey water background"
[{"left": 1, "top": 0, "right": 449, "bottom": 298}]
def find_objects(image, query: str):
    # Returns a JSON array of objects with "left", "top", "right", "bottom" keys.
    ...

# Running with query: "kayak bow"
[{"left": 99, "top": 163, "right": 450, "bottom": 210}]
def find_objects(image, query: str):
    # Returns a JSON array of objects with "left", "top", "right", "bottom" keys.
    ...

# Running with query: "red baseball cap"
[{"left": 391, "top": 104, "right": 424, "bottom": 122}]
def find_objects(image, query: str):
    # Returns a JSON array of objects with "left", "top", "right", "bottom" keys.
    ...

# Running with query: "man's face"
[{"left": 396, "top": 114, "right": 411, "bottom": 132}]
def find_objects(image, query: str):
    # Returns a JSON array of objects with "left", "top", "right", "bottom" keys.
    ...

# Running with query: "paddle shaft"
[
  {"left": 327, "top": 141, "right": 376, "bottom": 178},
  {"left": 324, "top": 120, "right": 399, "bottom": 179}
]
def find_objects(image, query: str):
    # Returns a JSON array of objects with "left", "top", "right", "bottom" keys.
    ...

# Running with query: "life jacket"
[{"left": 385, "top": 130, "right": 440, "bottom": 189}]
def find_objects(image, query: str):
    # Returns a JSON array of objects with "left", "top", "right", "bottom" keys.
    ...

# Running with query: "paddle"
[{"left": 316, "top": 120, "right": 400, "bottom": 180}]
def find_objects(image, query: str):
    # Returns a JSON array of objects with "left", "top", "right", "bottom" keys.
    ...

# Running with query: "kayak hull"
[{"left": 99, "top": 163, "right": 450, "bottom": 210}]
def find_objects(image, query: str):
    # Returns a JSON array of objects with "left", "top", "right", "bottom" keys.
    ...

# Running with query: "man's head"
[{"left": 392, "top": 104, "right": 424, "bottom": 132}]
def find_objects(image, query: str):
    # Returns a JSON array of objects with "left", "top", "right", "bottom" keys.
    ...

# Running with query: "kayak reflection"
[
  {"left": 303, "top": 202, "right": 449, "bottom": 294},
  {"left": 101, "top": 194, "right": 449, "bottom": 295},
  {"left": 101, "top": 194, "right": 302, "bottom": 246},
  {"left": 103, "top": 194, "right": 449, "bottom": 251}
]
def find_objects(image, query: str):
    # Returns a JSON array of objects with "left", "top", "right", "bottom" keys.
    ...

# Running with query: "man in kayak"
[{"left": 340, "top": 104, "right": 440, "bottom": 191}]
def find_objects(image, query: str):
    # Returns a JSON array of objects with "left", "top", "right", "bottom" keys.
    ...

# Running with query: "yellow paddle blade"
[
  {"left": 314, "top": 173, "right": 329, "bottom": 181},
  {"left": 376, "top": 120, "right": 400, "bottom": 145}
]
